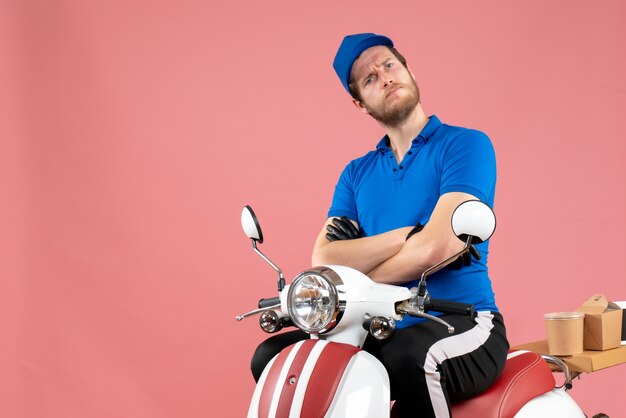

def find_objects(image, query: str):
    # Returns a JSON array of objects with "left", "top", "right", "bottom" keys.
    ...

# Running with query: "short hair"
[{"left": 348, "top": 46, "right": 409, "bottom": 102}]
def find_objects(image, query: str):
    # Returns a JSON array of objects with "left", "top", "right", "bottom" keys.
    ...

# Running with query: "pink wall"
[{"left": 1, "top": 1, "right": 625, "bottom": 417}]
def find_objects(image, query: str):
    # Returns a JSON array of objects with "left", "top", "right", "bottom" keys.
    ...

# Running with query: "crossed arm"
[{"left": 311, "top": 192, "right": 477, "bottom": 285}]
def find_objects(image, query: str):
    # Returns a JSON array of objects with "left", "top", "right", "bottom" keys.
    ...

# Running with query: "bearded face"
[
  {"left": 361, "top": 78, "right": 420, "bottom": 126},
  {"left": 350, "top": 46, "right": 421, "bottom": 127}
]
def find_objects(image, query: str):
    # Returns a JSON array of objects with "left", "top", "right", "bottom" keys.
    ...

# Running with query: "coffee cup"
[{"left": 544, "top": 312, "right": 585, "bottom": 356}]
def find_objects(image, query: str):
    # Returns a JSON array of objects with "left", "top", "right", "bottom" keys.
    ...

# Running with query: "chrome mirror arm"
[
  {"left": 420, "top": 235, "right": 473, "bottom": 284},
  {"left": 252, "top": 240, "right": 286, "bottom": 292},
  {"left": 411, "top": 236, "right": 473, "bottom": 310}
]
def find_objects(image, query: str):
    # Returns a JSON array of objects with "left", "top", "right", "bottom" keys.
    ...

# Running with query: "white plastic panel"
[
  {"left": 515, "top": 389, "right": 585, "bottom": 417},
  {"left": 325, "top": 351, "right": 390, "bottom": 418}
]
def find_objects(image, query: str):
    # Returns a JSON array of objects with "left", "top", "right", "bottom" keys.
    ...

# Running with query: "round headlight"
[{"left": 287, "top": 269, "right": 343, "bottom": 334}]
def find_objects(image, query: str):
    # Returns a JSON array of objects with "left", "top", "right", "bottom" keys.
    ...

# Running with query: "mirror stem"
[
  {"left": 252, "top": 240, "right": 285, "bottom": 292},
  {"left": 412, "top": 236, "right": 474, "bottom": 310},
  {"left": 419, "top": 235, "right": 473, "bottom": 286}
]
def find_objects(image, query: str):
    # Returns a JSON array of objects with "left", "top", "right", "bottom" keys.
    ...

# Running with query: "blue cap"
[{"left": 333, "top": 33, "right": 394, "bottom": 94}]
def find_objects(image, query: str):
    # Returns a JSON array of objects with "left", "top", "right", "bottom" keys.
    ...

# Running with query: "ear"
[{"left": 352, "top": 99, "right": 369, "bottom": 114}]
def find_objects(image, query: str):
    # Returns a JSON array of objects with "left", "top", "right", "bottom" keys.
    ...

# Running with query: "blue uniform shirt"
[{"left": 327, "top": 115, "right": 498, "bottom": 328}]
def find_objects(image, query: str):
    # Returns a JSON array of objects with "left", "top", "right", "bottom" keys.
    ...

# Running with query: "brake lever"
[
  {"left": 235, "top": 303, "right": 281, "bottom": 321},
  {"left": 397, "top": 301, "right": 455, "bottom": 333}
]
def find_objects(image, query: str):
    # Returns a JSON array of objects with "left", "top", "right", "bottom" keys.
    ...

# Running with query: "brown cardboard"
[
  {"left": 577, "top": 294, "right": 623, "bottom": 350},
  {"left": 616, "top": 301, "right": 626, "bottom": 344},
  {"left": 512, "top": 339, "right": 626, "bottom": 373}
]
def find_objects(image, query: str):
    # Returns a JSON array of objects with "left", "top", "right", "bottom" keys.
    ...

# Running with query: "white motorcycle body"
[
  {"left": 247, "top": 267, "right": 586, "bottom": 418},
  {"left": 249, "top": 265, "right": 407, "bottom": 418},
  {"left": 515, "top": 390, "right": 586, "bottom": 417}
]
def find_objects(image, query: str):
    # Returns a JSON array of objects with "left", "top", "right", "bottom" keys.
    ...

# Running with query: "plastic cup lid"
[{"left": 544, "top": 311, "right": 585, "bottom": 320}]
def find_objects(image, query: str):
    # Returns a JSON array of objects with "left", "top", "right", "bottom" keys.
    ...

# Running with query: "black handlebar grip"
[
  {"left": 258, "top": 297, "right": 281, "bottom": 309},
  {"left": 428, "top": 298, "right": 475, "bottom": 317}
]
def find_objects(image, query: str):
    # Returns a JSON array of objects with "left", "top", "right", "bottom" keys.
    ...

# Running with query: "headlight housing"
[{"left": 287, "top": 267, "right": 344, "bottom": 334}]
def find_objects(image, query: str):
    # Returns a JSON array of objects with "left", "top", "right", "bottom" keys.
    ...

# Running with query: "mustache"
[{"left": 385, "top": 84, "right": 404, "bottom": 98}]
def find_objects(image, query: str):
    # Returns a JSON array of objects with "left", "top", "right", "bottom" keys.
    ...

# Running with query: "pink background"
[{"left": 1, "top": 1, "right": 625, "bottom": 417}]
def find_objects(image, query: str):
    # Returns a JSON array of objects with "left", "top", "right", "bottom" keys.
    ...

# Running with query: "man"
[{"left": 252, "top": 33, "right": 509, "bottom": 418}]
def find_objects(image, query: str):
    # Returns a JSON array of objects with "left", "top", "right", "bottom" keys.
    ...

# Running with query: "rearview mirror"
[
  {"left": 451, "top": 200, "right": 496, "bottom": 244},
  {"left": 240, "top": 205, "right": 285, "bottom": 291},
  {"left": 241, "top": 205, "right": 264, "bottom": 243}
]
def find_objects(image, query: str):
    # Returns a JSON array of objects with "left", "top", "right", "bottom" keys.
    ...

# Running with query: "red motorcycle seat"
[{"left": 452, "top": 350, "right": 556, "bottom": 418}]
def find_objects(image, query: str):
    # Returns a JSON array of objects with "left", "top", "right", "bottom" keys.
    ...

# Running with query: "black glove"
[
  {"left": 450, "top": 244, "right": 481, "bottom": 269},
  {"left": 326, "top": 216, "right": 360, "bottom": 242},
  {"left": 406, "top": 222, "right": 424, "bottom": 240}
]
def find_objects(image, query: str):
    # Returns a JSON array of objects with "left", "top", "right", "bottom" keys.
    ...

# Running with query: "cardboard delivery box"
[
  {"left": 616, "top": 301, "right": 626, "bottom": 345},
  {"left": 577, "top": 294, "right": 623, "bottom": 351}
]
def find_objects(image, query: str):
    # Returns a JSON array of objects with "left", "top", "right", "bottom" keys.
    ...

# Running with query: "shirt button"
[
  {"left": 399, "top": 165, "right": 403, "bottom": 169},
  {"left": 408, "top": 151, "right": 412, "bottom": 155},
  {"left": 393, "top": 168, "right": 397, "bottom": 172}
]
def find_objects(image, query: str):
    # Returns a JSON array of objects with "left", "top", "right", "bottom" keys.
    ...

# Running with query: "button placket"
[
  {"left": 402, "top": 140, "right": 425, "bottom": 168},
  {"left": 384, "top": 150, "right": 399, "bottom": 174}
]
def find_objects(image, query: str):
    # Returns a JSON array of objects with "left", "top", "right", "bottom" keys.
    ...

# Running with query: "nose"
[{"left": 382, "top": 75, "right": 393, "bottom": 88}]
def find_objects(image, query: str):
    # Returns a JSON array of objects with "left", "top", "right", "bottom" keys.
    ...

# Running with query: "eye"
[
  {"left": 385, "top": 62, "right": 394, "bottom": 68},
  {"left": 364, "top": 75, "right": 376, "bottom": 86}
]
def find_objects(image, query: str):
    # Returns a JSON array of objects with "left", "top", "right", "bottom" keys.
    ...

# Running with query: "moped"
[{"left": 237, "top": 201, "right": 597, "bottom": 418}]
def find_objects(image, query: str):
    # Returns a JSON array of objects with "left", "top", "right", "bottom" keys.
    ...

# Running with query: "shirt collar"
[
  {"left": 417, "top": 115, "right": 442, "bottom": 142},
  {"left": 376, "top": 115, "right": 443, "bottom": 152}
]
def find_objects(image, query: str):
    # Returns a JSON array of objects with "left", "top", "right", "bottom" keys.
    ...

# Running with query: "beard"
[{"left": 364, "top": 80, "right": 421, "bottom": 127}]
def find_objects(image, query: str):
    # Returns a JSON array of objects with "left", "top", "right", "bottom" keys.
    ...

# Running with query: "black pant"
[{"left": 251, "top": 311, "right": 508, "bottom": 418}]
